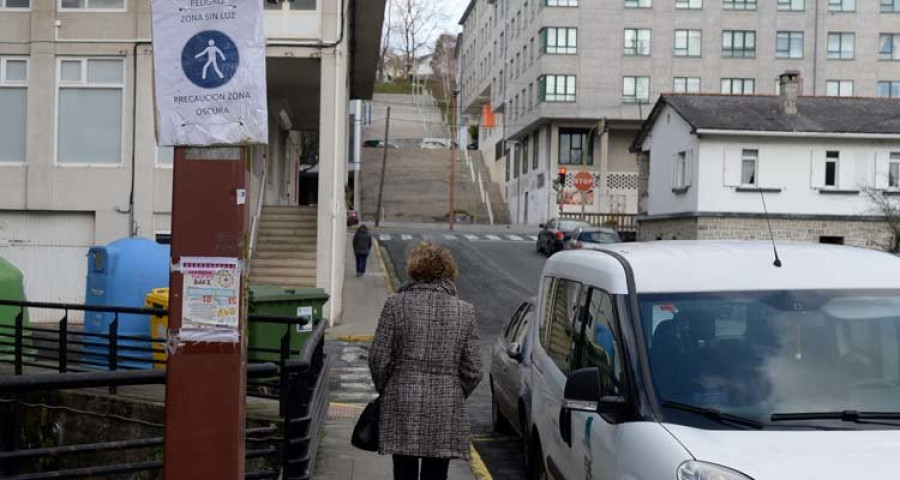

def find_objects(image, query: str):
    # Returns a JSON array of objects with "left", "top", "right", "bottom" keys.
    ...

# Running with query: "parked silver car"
[
  {"left": 490, "top": 300, "right": 535, "bottom": 439},
  {"left": 564, "top": 227, "right": 621, "bottom": 250}
]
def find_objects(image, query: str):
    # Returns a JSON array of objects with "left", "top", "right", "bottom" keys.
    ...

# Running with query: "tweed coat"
[{"left": 368, "top": 280, "right": 483, "bottom": 460}]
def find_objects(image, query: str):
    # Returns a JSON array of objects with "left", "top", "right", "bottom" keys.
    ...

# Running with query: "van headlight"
[{"left": 677, "top": 461, "right": 754, "bottom": 480}]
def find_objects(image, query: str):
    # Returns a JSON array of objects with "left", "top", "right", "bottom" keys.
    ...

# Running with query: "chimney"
[{"left": 778, "top": 71, "right": 801, "bottom": 115}]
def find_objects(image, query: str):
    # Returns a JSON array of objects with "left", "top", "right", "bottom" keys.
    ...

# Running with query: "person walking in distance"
[
  {"left": 352, "top": 224, "right": 373, "bottom": 277},
  {"left": 369, "top": 243, "right": 483, "bottom": 480}
]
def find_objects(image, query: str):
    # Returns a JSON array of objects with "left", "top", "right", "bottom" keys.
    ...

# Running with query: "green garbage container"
[
  {"left": 0, "top": 255, "right": 29, "bottom": 357},
  {"left": 247, "top": 285, "right": 329, "bottom": 363}
]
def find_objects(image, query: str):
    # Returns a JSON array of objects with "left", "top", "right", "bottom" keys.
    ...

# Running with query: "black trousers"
[{"left": 392, "top": 455, "right": 450, "bottom": 480}]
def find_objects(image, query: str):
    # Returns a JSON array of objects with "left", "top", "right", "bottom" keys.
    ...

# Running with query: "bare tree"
[
  {"left": 862, "top": 185, "right": 900, "bottom": 252},
  {"left": 377, "top": 0, "right": 394, "bottom": 83},
  {"left": 390, "top": 0, "right": 445, "bottom": 79},
  {"left": 431, "top": 33, "right": 457, "bottom": 95}
]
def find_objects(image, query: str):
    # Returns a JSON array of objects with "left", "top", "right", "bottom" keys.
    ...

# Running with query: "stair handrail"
[{"left": 248, "top": 150, "right": 269, "bottom": 265}]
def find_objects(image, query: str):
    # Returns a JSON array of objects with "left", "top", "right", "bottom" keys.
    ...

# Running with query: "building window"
[
  {"left": 890, "top": 153, "right": 900, "bottom": 188},
  {"left": 878, "top": 81, "right": 900, "bottom": 97},
  {"left": 674, "top": 77, "right": 701, "bottom": 93},
  {"left": 559, "top": 129, "right": 592, "bottom": 165},
  {"left": 828, "top": 0, "right": 855, "bottom": 11},
  {"left": 880, "top": 34, "right": 900, "bottom": 60},
  {"left": 825, "top": 151, "right": 839, "bottom": 187},
  {"left": 741, "top": 149, "right": 758, "bottom": 185},
  {"left": 522, "top": 136, "right": 530, "bottom": 175},
  {"left": 884, "top": 0, "right": 900, "bottom": 12},
  {"left": 624, "top": 0, "right": 651, "bottom": 8},
  {"left": 0, "top": 57, "right": 27, "bottom": 163},
  {"left": 724, "top": 0, "right": 756, "bottom": 9},
  {"left": 60, "top": 0, "right": 126, "bottom": 10},
  {"left": 827, "top": 32, "right": 855, "bottom": 59},
  {"left": 545, "top": 0, "right": 578, "bottom": 6},
  {"left": 623, "top": 76, "right": 650, "bottom": 103},
  {"left": 57, "top": 58, "right": 124, "bottom": 165},
  {"left": 674, "top": 29, "right": 702, "bottom": 57},
  {"left": 542, "top": 27, "right": 577, "bottom": 54},
  {"left": 675, "top": 151, "right": 688, "bottom": 188},
  {"left": 533, "top": 133, "right": 540, "bottom": 170},
  {"left": 676, "top": 0, "right": 702, "bottom": 9},
  {"left": 721, "top": 77, "right": 755, "bottom": 94},
  {"left": 776, "top": 32, "right": 804, "bottom": 58},
  {"left": 530, "top": 37, "right": 536, "bottom": 63},
  {"left": 722, "top": 31, "right": 756, "bottom": 58},
  {"left": 826, "top": 80, "right": 853, "bottom": 96},
  {"left": 0, "top": 0, "right": 29, "bottom": 9},
  {"left": 778, "top": 0, "right": 804, "bottom": 10},
  {"left": 540, "top": 74, "right": 576, "bottom": 102},
  {"left": 528, "top": 83, "right": 534, "bottom": 110},
  {"left": 624, "top": 29, "right": 652, "bottom": 56}
]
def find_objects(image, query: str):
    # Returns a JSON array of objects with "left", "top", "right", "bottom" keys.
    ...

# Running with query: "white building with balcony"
[{"left": 0, "top": 0, "right": 385, "bottom": 323}]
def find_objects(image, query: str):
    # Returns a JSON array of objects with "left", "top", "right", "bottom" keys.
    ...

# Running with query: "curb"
[
  {"left": 468, "top": 443, "right": 492, "bottom": 480},
  {"left": 335, "top": 334, "right": 375, "bottom": 343},
  {"left": 374, "top": 238, "right": 397, "bottom": 294}
]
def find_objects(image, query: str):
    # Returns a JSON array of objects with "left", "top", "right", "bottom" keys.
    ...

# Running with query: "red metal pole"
[
  {"left": 449, "top": 91, "right": 457, "bottom": 231},
  {"left": 164, "top": 146, "right": 249, "bottom": 480}
]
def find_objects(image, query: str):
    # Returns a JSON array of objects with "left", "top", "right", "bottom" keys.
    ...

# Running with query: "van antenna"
[{"left": 758, "top": 188, "right": 782, "bottom": 268}]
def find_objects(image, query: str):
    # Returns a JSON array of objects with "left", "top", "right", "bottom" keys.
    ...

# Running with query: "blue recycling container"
[{"left": 83, "top": 238, "right": 170, "bottom": 369}]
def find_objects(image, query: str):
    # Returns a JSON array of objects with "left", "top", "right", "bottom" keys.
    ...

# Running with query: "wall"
[
  {"left": 644, "top": 105, "right": 701, "bottom": 216},
  {"left": 695, "top": 135, "right": 900, "bottom": 217},
  {"left": 639, "top": 215, "right": 895, "bottom": 251}
]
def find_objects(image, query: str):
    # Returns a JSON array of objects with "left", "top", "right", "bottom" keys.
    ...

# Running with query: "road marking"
[
  {"left": 401, "top": 234, "right": 413, "bottom": 241},
  {"left": 527, "top": 235, "right": 538, "bottom": 241},
  {"left": 443, "top": 234, "right": 458, "bottom": 240},
  {"left": 464, "top": 234, "right": 480, "bottom": 241},
  {"left": 421, "top": 234, "right": 433, "bottom": 241},
  {"left": 506, "top": 235, "right": 524, "bottom": 241},
  {"left": 379, "top": 234, "right": 391, "bottom": 241},
  {"left": 485, "top": 234, "right": 502, "bottom": 241},
  {"left": 469, "top": 444, "right": 493, "bottom": 480}
]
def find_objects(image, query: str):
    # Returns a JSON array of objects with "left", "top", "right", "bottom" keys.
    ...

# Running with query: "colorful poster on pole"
[
  {"left": 150, "top": 0, "right": 268, "bottom": 146},
  {"left": 180, "top": 257, "right": 242, "bottom": 339}
]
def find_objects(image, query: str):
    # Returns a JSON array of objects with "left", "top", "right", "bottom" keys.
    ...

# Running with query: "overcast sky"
[{"left": 436, "top": 0, "right": 469, "bottom": 35}]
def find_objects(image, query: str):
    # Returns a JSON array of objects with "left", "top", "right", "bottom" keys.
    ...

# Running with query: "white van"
[{"left": 528, "top": 241, "right": 900, "bottom": 480}]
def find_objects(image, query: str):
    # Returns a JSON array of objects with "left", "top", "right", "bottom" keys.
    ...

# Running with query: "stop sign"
[{"left": 573, "top": 171, "right": 594, "bottom": 192}]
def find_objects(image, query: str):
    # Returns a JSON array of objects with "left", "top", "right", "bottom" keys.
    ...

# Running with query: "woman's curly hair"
[{"left": 407, "top": 242, "right": 458, "bottom": 283}]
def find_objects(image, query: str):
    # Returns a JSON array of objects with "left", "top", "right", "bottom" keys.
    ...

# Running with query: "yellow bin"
[{"left": 145, "top": 288, "right": 169, "bottom": 371}]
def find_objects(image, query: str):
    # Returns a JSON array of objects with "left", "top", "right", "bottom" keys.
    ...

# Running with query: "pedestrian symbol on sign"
[{"left": 181, "top": 30, "right": 240, "bottom": 89}]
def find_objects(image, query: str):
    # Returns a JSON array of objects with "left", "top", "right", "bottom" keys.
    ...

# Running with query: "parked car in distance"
[
  {"left": 564, "top": 227, "right": 621, "bottom": 250},
  {"left": 536, "top": 219, "right": 592, "bottom": 256},
  {"left": 363, "top": 139, "right": 399, "bottom": 149},
  {"left": 346, "top": 210, "right": 359, "bottom": 227},
  {"left": 467, "top": 141, "right": 479, "bottom": 150},
  {"left": 419, "top": 138, "right": 451, "bottom": 150},
  {"left": 491, "top": 300, "right": 535, "bottom": 440},
  {"left": 528, "top": 241, "right": 900, "bottom": 480}
]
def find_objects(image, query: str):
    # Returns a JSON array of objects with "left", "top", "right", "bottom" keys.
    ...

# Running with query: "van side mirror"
[
  {"left": 559, "top": 367, "right": 628, "bottom": 443},
  {"left": 506, "top": 342, "right": 523, "bottom": 361}
]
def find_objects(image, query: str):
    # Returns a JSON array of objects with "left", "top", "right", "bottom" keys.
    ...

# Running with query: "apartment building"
[
  {"left": 0, "top": 0, "right": 384, "bottom": 323},
  {"left": 457, "top": 0, "right": 900, "bottom": 226}
]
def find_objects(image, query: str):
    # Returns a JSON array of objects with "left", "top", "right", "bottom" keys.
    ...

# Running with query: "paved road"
[{"left": 379, "top": 226, "right": 547, "bottom": 478}]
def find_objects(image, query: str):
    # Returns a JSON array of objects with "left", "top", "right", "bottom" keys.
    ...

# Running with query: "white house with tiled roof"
[{"left": 632, "top": 73, "right": 899, "bottom": 250}]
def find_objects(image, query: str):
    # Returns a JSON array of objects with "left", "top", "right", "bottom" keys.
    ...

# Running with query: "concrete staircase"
[
  {"left": 249, "top": 205, "right": 318, "bottom": 288},
  {"left": 470, "top": 151, "right": 510, "bottom": 225}
]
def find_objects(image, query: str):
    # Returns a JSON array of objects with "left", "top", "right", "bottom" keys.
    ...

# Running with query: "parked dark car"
[
  {"left": 362, "top": 139, "right": 399, "bottom": 149},
  {"left": 346, "top": 210, "right": 359, "bottom": 227},
  {"left": 490, "top": 300, "right": 535, "bottom": 440},
  {"left": 563, "top": 227, "right": 621, "bottom": 250},
  {"left": 536, "top": 219, "right": 592, "bottom": 256},
  {"left": 467, "top": 141, "right": 479, "bottom": 150}
]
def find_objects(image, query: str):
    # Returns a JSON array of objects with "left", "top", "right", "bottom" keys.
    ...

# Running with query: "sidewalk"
[{"left": 314, "top": 232, "right": 478, "bottom": 479}]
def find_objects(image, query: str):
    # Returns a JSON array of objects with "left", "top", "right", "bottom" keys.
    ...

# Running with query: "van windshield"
[{"left": 639, "top": 290, "right": 900, "bottom": 429}]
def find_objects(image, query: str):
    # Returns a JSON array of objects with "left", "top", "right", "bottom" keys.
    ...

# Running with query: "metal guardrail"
[{"left": 0, "top": 300, "right": 329, "bottom": 480}]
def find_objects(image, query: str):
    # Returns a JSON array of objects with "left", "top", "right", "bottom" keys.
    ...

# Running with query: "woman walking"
[{"left": 369, "top": 243, "right": 483, "bottom": 480}]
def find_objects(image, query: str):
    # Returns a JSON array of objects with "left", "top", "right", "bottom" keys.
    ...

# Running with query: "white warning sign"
[{"left": 151, "top": 0, "right": 268, "bottom": 146}]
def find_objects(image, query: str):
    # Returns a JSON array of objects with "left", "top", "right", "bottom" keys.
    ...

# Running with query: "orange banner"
[{"left": 482, "top": 104, "right": 495, "bottom": 129}]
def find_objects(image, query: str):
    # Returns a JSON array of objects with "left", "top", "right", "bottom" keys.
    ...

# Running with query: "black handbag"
[{"left": 351, "top": 397, "right": 380, "bottom": 452}]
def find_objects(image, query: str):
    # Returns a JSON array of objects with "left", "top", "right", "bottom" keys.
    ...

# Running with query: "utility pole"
[
  {"left": 375, "top": 106, "right": 391, "bottom": 227},
  {"left": 449, "top": 90, "right": 458, "bottom": 231}
]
